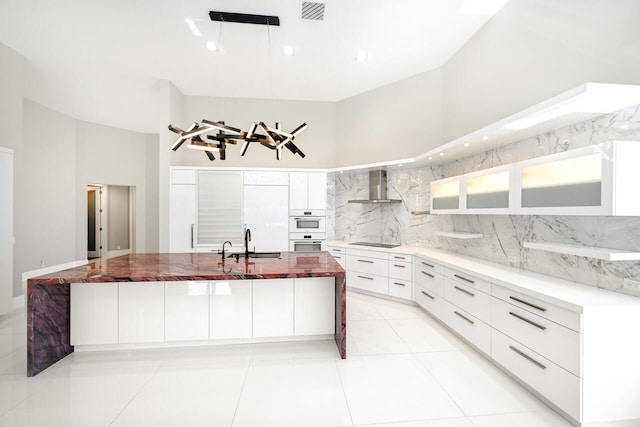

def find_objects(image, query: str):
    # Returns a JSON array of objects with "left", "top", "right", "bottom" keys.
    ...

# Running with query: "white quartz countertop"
[{"left": 328, "top": 241, "right": 640, "bottom": 312}]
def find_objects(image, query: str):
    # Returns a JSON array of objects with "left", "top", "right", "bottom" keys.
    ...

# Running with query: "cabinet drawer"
[
  {"left": 330, "top": 253, "right": 346, "bottom": 268},
  {"left": 492, "top": 298, "right": 581, "bottom": 376},
  {"left": 347, "top": 271, "right": 388, "bottom": 294},
  {"left": 388, "top": 260, "right": 412, "bottom": 281},
  {"left": 414, "top": 265, "right": 445, "bottom": 297},
  {"left": 414, "top": 257, "right": 445, "bottom": 275},
  {"left": 388, "top": 278, "right": 412, "bottom": 300},
  {"left": 415, "top": 284, "right": 447, "bottom": 321},
  {"left": 445, "top": 269, "right": 492, "bottom": 294},
  {"left": 445, "top": 303, "right": 491, "bottom": 355},
  {"left": 389, "top": 253, "right": 412, "bottom": 262},
  {"left": 492, "top": 285, "right": 581, "bottom": 332},
  {"left": 445, "top": 278, "right": 491, "bottom": 323},
  {"left": 328, "top": 246, "right": 346, "bottom": 255},
  {"left": 492, "top": 329, "right": 581, "bottom": 421},
  {"left": 346, "top": 247, "right": 388, "bottom": 260},
  {"left": 346, "top": 255, "right": 388, "bottom": 276}
]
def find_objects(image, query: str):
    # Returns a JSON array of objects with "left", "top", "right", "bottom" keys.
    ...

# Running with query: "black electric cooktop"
[{"left": 349, "top": 242, "right": 400, "bottom": 249}]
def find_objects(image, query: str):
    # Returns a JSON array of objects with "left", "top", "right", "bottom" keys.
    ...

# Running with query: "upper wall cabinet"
[
  {"left": 289, "top": 171, "right": 327, "bottom": 211},
  {"left": 430, "top": 141, "right": 640, "bottom": 216}
]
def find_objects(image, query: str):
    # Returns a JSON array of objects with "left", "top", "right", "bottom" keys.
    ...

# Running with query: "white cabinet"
[
  {"left": 165, "top": 281, "right": 209, "bottom": 342},
  {"left": 289, "top": 171, "right": 327, "bottom": 210},
  {"left": 388, "top": 254, "right": 412, "bottom": 300},
  {"left": 243, "top": 170, "right": 288, "bottom": 186},
  {"left": 430, "top": 141, "right": 640, "bottom": 216},
  {"left": 327, "top": 246, "right": 346, "bottom": 268},
  {"left": 210, "top": 280, "right": 252, "bottom": 339},
  {"left": 294, "top": 277, "right": 335, "bottom": 336},
  {"left": 0, "top": 148, "right": 13, "bottom": 316},
  {"left": 197, "top": 170, "right": 244, "bottom": 247},
  {"left": 170, "top": 169, "right": 196, "bottom": 253},
  {"left": 70, "top": 283, "right": 119, "bottom": 345},
  {"left": 243, "top": 185, "right": 289, "bottom": 252},
  {"left": 346, "top": 250, "right": 389, "bottom": 294},
  {"left": 118, "top": 282, "right": 165, "bottom": 343},
  {"left": 252, "top": 279, "right": 294, "bottom": 337}
]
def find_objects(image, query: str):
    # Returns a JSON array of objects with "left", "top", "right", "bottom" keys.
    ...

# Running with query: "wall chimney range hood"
[{"left": 348, "top": 169, "right": 401, "bottom": 204}]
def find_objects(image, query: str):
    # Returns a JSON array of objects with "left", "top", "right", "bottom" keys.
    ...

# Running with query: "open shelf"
[
  {"left": 523, "top": 241, "right": 640, "bottom": 261},
  {"left": 434, "top": 231, "right": 484, "bottom": 239},
  {"left": 411, "top": 210, "right": 431, "bottom": 215}
]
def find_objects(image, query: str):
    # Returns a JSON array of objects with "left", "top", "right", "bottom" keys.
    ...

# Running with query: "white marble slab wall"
[{"left": 331, "top": 103, "right": 640, "bottom": 295}]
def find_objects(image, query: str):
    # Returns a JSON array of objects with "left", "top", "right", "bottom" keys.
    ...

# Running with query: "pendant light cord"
[{"left": 267, "top": 21, "right": 278, "bottom": 123}]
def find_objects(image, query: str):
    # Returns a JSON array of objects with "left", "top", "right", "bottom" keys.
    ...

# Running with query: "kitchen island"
[{"left": 27, "top": 252, "right": 346, "bottom": 376}]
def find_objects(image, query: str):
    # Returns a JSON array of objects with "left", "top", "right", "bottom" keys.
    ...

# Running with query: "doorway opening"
[{"left": 87, "top": 184, "right": 136, "bottom": 260}]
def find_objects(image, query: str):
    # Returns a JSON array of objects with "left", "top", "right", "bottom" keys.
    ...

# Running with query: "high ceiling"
[{"left": 0, "top": 0, "right": 506, "bottom": 132}]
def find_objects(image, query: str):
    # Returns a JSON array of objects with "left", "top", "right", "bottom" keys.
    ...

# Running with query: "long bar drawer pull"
[
  {"left": 421, "top": 290, "right": 434, "bottom": 299},
  {"left": 393, "top": 256, "right": 406, "bottom": 260},
  {"left": 357, "top": 275, "right": 374, "bottom": 280},
  {"left": 454, "top": 285, "right": 475, "bottom": 297},
  {"left": 332, "top": 248, "right": 342, "bottom": 252},
  {"left": 454, "top": 311, "right": 474, "bottom": 325},
  {"left": 393, "top": 282, "right": 406, "bottom": 287},
  {"left": 509, "top": 345, "right": 547, "bottom": 370},
  {"left": 509, "top": 312, "right": 547, "bottom": 330},
  {"left": 357, "top": 259, "right": 374, "bottom": 263},
  {"left": 421, "top": 271, "right": 435, "bottom": 278},
  {"left": 509, "top": 296, "right": 547, "bottom": 312},
  {"left": 334, "top": 255, "right": 342, "bottom": 259},
  {"left": 453, "top": 274, "right": 475, "bottom": 284},
  {"left": 393, "top": 264, "right": 406, "bottom": 268},
  {"left": 421, "top": 261, "right": 435, "bottom": 268}
]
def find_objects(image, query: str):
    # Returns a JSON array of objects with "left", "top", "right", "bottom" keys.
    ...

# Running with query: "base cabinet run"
[{"left": 70, "top": 278, "right": 335, "bottom": 347}]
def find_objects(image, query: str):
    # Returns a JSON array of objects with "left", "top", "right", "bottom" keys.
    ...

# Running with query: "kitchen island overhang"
[{"left": 27, "top": 252, "right": 346, "bottom": 377}]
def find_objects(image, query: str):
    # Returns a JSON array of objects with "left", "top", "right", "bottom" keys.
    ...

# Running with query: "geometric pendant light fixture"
[{"left": 169, "top": 11, "right": 308, "bottom": 161}]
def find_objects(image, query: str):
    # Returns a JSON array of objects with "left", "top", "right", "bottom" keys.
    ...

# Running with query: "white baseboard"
[
  {"left": 107, "top": 249, "right": 131, "bottom": 258},
  {"left": 22, "top": 259, "right": 89, "bottom": 290}
]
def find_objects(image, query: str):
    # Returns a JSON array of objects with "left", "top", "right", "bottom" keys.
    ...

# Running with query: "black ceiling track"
[{"left": 209, "top": 11, "right": 280, "bottom": 26}]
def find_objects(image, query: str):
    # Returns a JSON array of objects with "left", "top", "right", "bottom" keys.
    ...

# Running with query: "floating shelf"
[
  {"left": 523, "top": 242, "right": 640, "bottom": 261},
  {"left": 435, "top": 232, "right": 484, "bottom": 239},
  {"left": 411, "top": 210, "right": 431, "bottom": 215}
]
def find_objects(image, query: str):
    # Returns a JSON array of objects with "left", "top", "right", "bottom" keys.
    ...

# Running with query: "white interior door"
[{"left": 0, "top": 148, "right": 14, "bottom": 315}]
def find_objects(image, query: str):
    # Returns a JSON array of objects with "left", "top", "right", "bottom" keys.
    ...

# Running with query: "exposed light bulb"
[{"left": 283, "top": 46, "right": 294, "bottom": 56}]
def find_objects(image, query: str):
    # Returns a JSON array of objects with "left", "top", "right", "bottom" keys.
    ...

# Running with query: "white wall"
[
  {"left": 0, "top": 149, "right": 14, "bottom": 314},
  {"left": 173, "top": 95, "right": 337, "bottom": 169},
  {"left": 441, "top": 0, "right": 640, "bottom": 141},
  {"left": 335, "top": 68, "right": 443, "bottom": 167},
  {"left": 145, "top": 133, "right": 159, "bottom": 253},
  {"left": 15, "top": 101, "right": 77, "bottom": 293},
  {"left": 75, "top": 120, "right": 159, "bottom": 258}
]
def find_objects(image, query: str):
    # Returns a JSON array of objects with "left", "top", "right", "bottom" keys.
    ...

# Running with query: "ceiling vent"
[{"left": 301, "top": 2, "right": 326, "bottom": 21}]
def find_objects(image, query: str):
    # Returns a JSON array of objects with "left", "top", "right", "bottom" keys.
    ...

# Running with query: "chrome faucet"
[
  {"left": 244, "top": 227, "right": 252, "bottom": 259},
  {"left": 219, "top": 240, "right": 232, "bottom": 259}
]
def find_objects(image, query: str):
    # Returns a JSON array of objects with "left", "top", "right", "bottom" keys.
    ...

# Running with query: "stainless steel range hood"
[{"left": 348, "top": 169, "right": 401, "bottom": 204}]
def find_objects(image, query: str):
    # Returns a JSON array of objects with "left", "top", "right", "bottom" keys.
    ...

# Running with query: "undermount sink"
[{"left": 248, "top": 252, "right": 281, "bottom": 259}]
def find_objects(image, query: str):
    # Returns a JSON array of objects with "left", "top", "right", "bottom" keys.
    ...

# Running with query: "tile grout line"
[
  {"left": 229, "top": 346, "right": 255, "bottom": 427},
  {"left": 107, "top": 360, "right": 165, "bottom": 426},
  {"left": 334, "top": 359, "right": 355, "bottom": 427}
]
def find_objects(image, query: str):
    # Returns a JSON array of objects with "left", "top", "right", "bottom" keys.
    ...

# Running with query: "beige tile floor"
[{"left": 0, "top": 291, "right": 573, "bottom": 426}]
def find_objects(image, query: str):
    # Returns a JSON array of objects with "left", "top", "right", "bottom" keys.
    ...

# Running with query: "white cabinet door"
[
  {"left": 210, "top": 280, "right": 252, "bottom": 339},
  {"left": 243, "top": 185, "right": 289, "bottom": 252},
  {"left": 244, "top": 171, "right": 288, "bottom": 186},
  {"left": 119, "top": 282, "right": 165, "bottom": 343},
  {"left": 170, "top": 184, "right": 196, "bottom": 252},
  {"left": 289, "top": 172, "right": 308, "bottom": 210},
  {"left": 252, "top": 279, "right": 294, "bottom": 337},
  {"left": 165, "top": 281, "right": 209, "bottom": 342},
  {"left": 70, "top": 283, "right": 119, "bottom": 345},
  {"left": 307, "top": 172, "right": 327, "bottom": 210},
  {"left": 294, "top": 278, "right": 335, "bottom": 336}
]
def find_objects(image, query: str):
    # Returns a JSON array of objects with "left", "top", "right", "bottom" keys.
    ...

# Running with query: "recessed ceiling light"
[
  {"left": 439, "top": 152, "right": 444, "bottom": 156},
  {"left": 283, "top": 46, "right": 294, "bottom": 56},
  {"left": 464, "top": 143, "right": 470, "bottom": 147},
  {"left": 206, "top": 41, "right": 218, "bottom": 51},
  {"left": 620, "top": 124, "right": 629, "bottom": 129},
  {"left": 355, "top": 51, "right": 368, "bottom": 62},
  {"left": 482, "top": 136, "right": 489, "bottom": 141},
  {"left": 184, "top": 18, "right": 202, "bottom": 37},
  {"left": 428, "top": 157, "right": 433, "bottom": 160}
]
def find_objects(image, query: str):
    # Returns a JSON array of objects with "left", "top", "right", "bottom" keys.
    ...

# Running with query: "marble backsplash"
[{"left": 329, "top": 103, "right": 640, "bottom": 294}]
